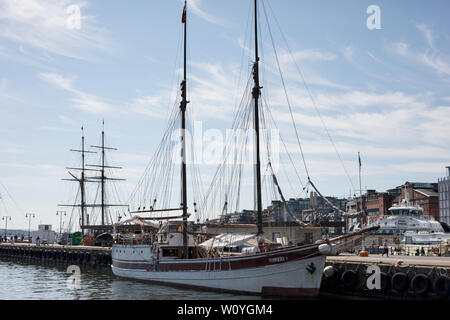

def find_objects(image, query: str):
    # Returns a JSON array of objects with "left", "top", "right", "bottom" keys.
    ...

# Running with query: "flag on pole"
[
  {"left": 181, "top": 4, "right": 186, "bottom": 23},
  {"left": 358, "top": 152, "right": 361, "bottom": 167}
]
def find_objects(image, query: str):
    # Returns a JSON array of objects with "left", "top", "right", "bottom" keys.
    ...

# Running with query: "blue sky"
[{"left": 0, "top": 0, "right": 450, "bottom": 230}]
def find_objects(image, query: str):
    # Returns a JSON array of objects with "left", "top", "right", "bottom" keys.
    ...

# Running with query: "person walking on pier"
[{"left": 382, "top": 240, "right": 389, "bottom": 257}]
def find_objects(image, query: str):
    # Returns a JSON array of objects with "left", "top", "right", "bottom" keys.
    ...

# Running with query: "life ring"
[
  {"left": 432, "top": 276, "right": 450, "bottom": 298},
  {"left": 392, "top": 272, "right": 409, "bottom": 292},
  {"left": 410, "top": 274, "right": 430, "bottom": 295},
  {"left": 341, "top": 270, "right": 359, "bottom": 289}
]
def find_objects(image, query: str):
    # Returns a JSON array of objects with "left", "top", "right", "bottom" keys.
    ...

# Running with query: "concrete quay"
[
  {"left": 322, "top": 254, "right": 450, "bottom": 300},
  {"left": 0, "top": 242, "right": 111, "bottom": 268}
]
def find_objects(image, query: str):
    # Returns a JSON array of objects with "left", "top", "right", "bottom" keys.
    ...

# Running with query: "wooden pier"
[{"left": 0, "top": 243, "right": 111, "bottom": 268}]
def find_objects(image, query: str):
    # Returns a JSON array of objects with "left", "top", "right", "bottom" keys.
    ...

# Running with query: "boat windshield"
[{"left": 388, "top": 209, "right": 421, "bottom": 216}]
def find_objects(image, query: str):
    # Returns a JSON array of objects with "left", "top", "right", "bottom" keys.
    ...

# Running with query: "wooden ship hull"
[{"left": 111, "top": 243, "right": 327, "bottom": 297}]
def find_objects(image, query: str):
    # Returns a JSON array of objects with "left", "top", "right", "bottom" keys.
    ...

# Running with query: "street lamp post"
[
  {"left": 2, "top": 216, "right": 11, "bottom": 240},
  {"left": 56, "top": 211, "right": 66, "bottom": 236},
  {"left": 25, "top": 213, "right": 35, "bottom": 241}
]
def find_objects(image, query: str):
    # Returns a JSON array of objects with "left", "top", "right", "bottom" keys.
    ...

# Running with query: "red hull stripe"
[{"left": 112, "top": 245, "right": 321, "bottom": 271}]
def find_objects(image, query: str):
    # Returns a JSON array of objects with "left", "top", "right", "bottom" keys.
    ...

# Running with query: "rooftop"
[{"left": 414, "top": 189, "right": 439, "bottom": 197}]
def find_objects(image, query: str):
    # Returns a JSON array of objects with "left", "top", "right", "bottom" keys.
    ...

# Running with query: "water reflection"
[{"left": 0, "top": 259, "right": 260, "bottom": 300}]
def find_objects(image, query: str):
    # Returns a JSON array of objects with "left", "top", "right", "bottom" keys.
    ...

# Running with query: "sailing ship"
[
  {"left": 59, "top": 123, "right": 127, "bottom": 242},
  {"left": 111, "top": 0, "right": 375, "bottom": 297}
]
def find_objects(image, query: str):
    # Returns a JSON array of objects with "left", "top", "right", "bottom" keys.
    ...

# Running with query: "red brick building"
[
  {"left": 348, "top": 182, "right": 440, "bottom": 226},
  {"left": 394, "top": 182, "right": 440, "bottom": 221},
  {"left": 364, "top": 190, "right": 393, "bottom": 224}
]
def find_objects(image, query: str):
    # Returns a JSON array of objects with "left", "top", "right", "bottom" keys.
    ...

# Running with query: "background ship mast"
[
  {"left": 59, "top": 125, "right": 127, "bottom": 235},
  {"left": 61, "top": 126, "right": 96, "bottom": 235},
  {"left": 88, "top": 121, "right": 127, "bottom": 227}
]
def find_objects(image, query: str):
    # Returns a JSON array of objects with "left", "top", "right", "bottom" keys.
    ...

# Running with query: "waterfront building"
[
  {"left": 31, "top": 224, "right": 57, "bottom": 244},
  {"left": 438, "top": 166, "right": 450, "bottom": 225},
  {"left": 390, "top": 182, "right": 440, "bottom": 221},
  {"left": 365, "top": 190, "right": 394, "bottom": 223},
  {"left": 354, "top": 182, "right": 439, "bottom": 223}
]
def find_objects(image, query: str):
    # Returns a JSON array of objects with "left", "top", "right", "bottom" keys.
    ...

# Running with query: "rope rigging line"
[
  {"left": 126, "top": 21, "right": 185, "bottom": 214},
  {"left": 261, "top": 93, "right": 307, "bottom": 192},
  {"left": 0, "top": 180, "right": 23, "bottom": 216},
  {"left": 261, "top": 0, "right": 311, "bottom": 181},
  {"left": 263, "top": 0, "right": 356, "bottom": 191},
  {"left": 199, "top": 73, "right": 255, "bottom": 220},
  {"left": 268, "top": 162, "right": 307, "bottom": 226},
  {"left": 307, "top": 178, "right": 348, "bottom": 215}
]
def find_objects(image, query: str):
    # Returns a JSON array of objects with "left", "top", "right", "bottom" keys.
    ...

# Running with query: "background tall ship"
[
  {"left": 59, "top": 123, "right": 128, "bottom": 246},
  {"left": 110, "top": 0, "right": 377, "bottom": 297}
]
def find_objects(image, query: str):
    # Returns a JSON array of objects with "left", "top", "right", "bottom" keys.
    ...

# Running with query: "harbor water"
[{"left": 0, "top": 259, "right": 261, "bottom": 300}]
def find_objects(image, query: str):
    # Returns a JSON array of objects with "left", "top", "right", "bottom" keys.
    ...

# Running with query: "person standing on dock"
[{"left": 382, "top": 240, "right": 389, "bottom": 257}]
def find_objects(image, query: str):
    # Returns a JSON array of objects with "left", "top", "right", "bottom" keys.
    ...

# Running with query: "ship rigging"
[
  {"left": 110, "top": 0, "right": 377, "bottom": 297},
  {"left": 59, "top": 123, "right": 128, "bottom": 238}
]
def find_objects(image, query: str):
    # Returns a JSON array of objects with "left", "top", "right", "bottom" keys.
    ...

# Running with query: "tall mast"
[
  {"left": 81, "top": 129, "right": 86, "bottom": 235},
  {"left": 180, "top": 0, "right": 189, "bottom": 258},
  {"left": 358, "top": 152, "right": 366, "bottom": 227},
  {"left": 89, "top": 121, "right": 126, "bottom": 229},
  {"left": 101, "top": 122, "right": 105, "bottom": 225},
  {"left": 60, "top": 126, "right": 96, "bottom": 234},
  {"left": 252, "top": 0, "right": 263, "bottom": 235}
]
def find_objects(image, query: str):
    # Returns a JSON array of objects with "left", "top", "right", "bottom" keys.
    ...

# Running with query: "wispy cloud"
[
  {"left": 185, "top": 0, "right": 226, "bottom": 27},
  {"left": 0, "top": 77, "right": 28, "bottom": 104},
  {"left": 128, "top": 95, "right": 170, "bottom": 119},
  {"left": 280, "top": 49, "right": 336, "bottom": 64},
  {"left": 272, "top": 97, "right": 449, "bottom": 150},
  {"left": 269, "top": 88, "right": 429, "bottom": 112},
  {"left": 0, "top": 0, "right": 113, "bottom": 62},
  {"left": 388, "top": 25, "right": 450, "bottom": 77},
  {"left": 416, "top": 24, "right": 434, "bottom": 49},
  {"left": 38, "top": 72, "right": 114, "bottom": 114},
  {"left": 128, "top": 61, "right": 241, "bottom": 121}
]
